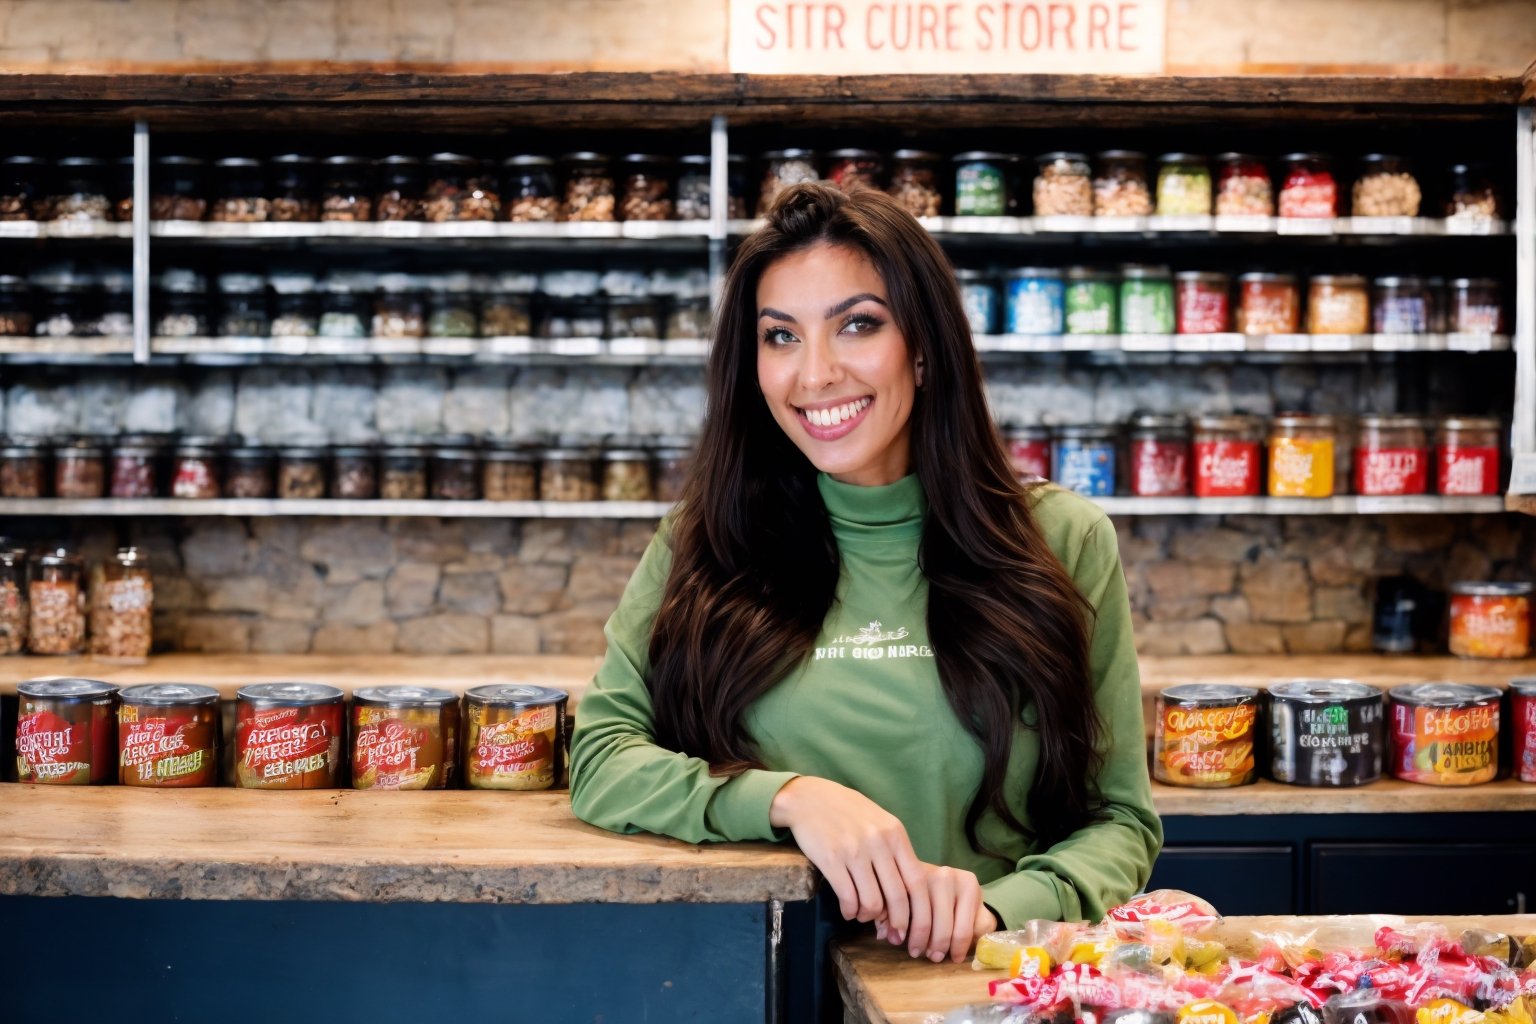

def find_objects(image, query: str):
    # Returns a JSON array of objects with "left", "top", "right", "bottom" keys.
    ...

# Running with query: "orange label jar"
[
  {"left": 1235, "top": 272, "right": 1300, "bottom": 335},
  {"left": 1153, "top": 684, "right": 1260, "bottom": 788},
  {"left": 118, "top": 683, "right": 221, "bottom": 787},
  {"left": 235, "top": 683, "right": 344, "bottom": 789},
  {"left": 16, "top": 677, "right": 118, "bottom": 785},
  {"left": 1267, "top": 414, "right": 1336, "bottom": 498},
  {"left": 351, "top": 685, "right": 459, "bottom": 791},
  {"left": 1388, "top": 683, "right": 1500, "bottom": 785},
  {"left": 1448, "top": 582, "right": 1532, "bottom": 659},
  {"left": 464, "top": 684, "right": 568, "bottom": 791}
]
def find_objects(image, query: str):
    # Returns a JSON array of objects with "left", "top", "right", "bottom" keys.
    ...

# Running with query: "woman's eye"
[
  {"left": 763, "top": 326, "right": 799, "bottom": 346},
  {"left": 842, "top": 313, "right": 883, "bottom": 335}
]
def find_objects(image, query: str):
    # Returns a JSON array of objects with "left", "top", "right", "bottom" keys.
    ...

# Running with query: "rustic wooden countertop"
[
  {"left": 0, "top": 784, "right": 816, "bottom": 905},
  {"left": 1151, "top": 777, "right": 1536, "bottom": 815},
  {"left": 835, "top": 914, "right": 1536, "bottom": 1024}
]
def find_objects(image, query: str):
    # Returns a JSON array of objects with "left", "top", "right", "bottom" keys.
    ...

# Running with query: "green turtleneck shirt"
[{"left": 569, "top": 473, "right": 1161, "bottom": 928}]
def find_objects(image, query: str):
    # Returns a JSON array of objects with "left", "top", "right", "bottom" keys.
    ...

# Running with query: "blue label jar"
[
  {"left": 956, "top": 271, "right": 997, "bottom": 335},
  {"left": 1054, "top": 429, "right": 1117, "bottom": 496},
  {"left": 1006, "top": 269, "right": 1065, "bottom": 335}
]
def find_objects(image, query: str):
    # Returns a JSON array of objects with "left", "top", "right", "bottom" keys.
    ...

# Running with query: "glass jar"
[
  {"left": 319, "top": 274, "right": 374, "bottom": 338},
  {"left": 1004, "top": 268, "right": 1064, "bottom": 336},
  {"left": 110, "top": 435, "right": 164, "bottom": 498},
  {"left": 1093, "top": 151, "right": 1152, "bottom": 217},
  {"left": 211, "top": 157, "right": 270, "bottom": 222},
  {"left": 1214, "top": 153, "right": 1273, "bottom": 217},
  {"left": 1355, "top": 415, "right": 1429, "bottom": 496},
  {"left": 94, "top": 270, "right": 133, "bottom": 337},
  {"left": 331, "top": 444, "right": 377, "bottom": 499},
  {"left": 276, "top": 446, "right": 326, "bottom": 499},
  {"left": 665, "top": 292, "right": 711, "bottom": 340},
  {"left": 953, "top": 152, "right": 1010, "bottom": 216},
  {"left": 0, "top": 155, "right": 45, "bottom": 220},
  {"left": 374, "top": 155, "right": 422, "bottom": 221},
  {"left": 481, "top": 274, "right": 536, "bottom": 337},
  {"left": 1306, "top": 274, "right": 1370, "bottom": 335},
  {"left": 1, "top": 437, "right": 46, "bottom": 497},
  {"left": 482, "top": 444, "right": 538, "bottom": 501},
  {"left": 607, "top": 295, "right": 660, "bottom": 340},
  {"left": 1436, "top": 416, "right": 1501, "bottom": 496},
  {"left": 270, "top": 273, "right": 319, "bottom": 336},
  {"left": 955, "top": 269, "right": 997, "bottom": 336},
  {"left": 1128, "top": 414, "right": 1191, "bottom": 497},
  {"left": 560, "top": 152, "right": 615, "bottom": 223},
  {"left": 1372, "top": 276, "right": 1429, "bottom": 335},
  {"left": 424, "top": 153, "right": 500, "bottom": 222},
  {"left": 374, "top": 274, "right": 425, "bottom": 339},
  {"left": 155, "top": 269, "right": 208, "bottom": 338},
  {"left": 91, "top": 546, "right": 152, "bottom": 662},
  {"left": 1236, "top": 272, "right": 1300, "bottom": 335},
  {"left": 1063, "top": 268, "right": 1117, "bottom": 335},
  {"left": 424, "top": 274, "right": 479, "bottom": 338},
  {"left": 1118, "top": 265, "right": 1175, "bottom": 335},
  {"left": 0, "top": 546, "right": 27, "bottom": 654},
  {"left": 1268, "top": 413, "right": 1337, "bottom": 498},
  {"left": 1033, "top": 152, "right": 1092, "bottom": 217},
  {"left": 1052, "top": 425, "right": 1117, "bottom": 497},
  {"left": 0, "top": 274, "right": 34, "bottom": 335},
  {"left": 540, "top": 295, "right": 606, "bottom": 340},
  {"left": 1154, "top": 154, "right": 1212, "bottom": 216},
  {"left": 34, "top": 271, "right": 91, "bottom": 337},
  {"left": 675, "top": 155, "right": 712, "bottom": 222},
  {"left": 1425, "top": 277, "right": 1448, "bottom": 334},
  {"left": 618, "top": 154, "right": 673, "bottom": 221},
  {"left": 1193, "top": 414, "right": 1263, "bottom": 497},
  {"left": 1445, "top": 162, "right": 1500, "bottom": 225},
  {"left": 1277, "top": 153, "right": 1338, "bottom": 219},
  {"left": 216, "top": 272, "right": 269, "bottom": 337},
  {"left": 1003, "top": 425, "right": 1051, "bottom": 481},
  {"left": 380, "top": 439, "right": 429, "bottom": 500},
  {"left": 269, "top": 154, "right": 319, "bottom": 221},
  {"left": 502, "top": 155, "right": 559, "bottom": 223},
  {"left": 321, "top": 155, "right": 373, "bottom": 222},
  {"left": 1174, "top": 272, "right": 1230, "bottom": 334},
  {"left": 653, "top": 438, "right": 693, "bottom": 503},
  {"left": 431, "top": 440, "right": 480, "bottom": 501},
  {"left": 826, "top": 149, "right": 883, "bottom": 191},
  {"left": 172, "top": 437, "right": 223, "bottom": 499},
  {"left": 224, "top": 445, "right": 273, "bottom": 498},
  {"left": 885, "top": 150, "right": 941, "bottom": 218},
  {"left": 1448, "top": 278, "right": 1503, "bottom": 335},
  {"left": 54, "top": 438, "right": 106, "bottom": 498},
  {"left": 759, "top": 149, "right": 818, "bottom": 216},
  {"left": 28, "top": 548, "right": 86, "bottom": 655},
  {"left": 111, "top": 155, "right": 136, "bottom": 221},
  {"left": 602, "top": 448, "right": 654, "bottom": 502},
  {"left": 47, "top": 157, "right": 111, "bottom": 221},
  {"left": 151, "top": 156, "right": 208, "bottom": 221},
  {"left": 1353, "top": 154, "right": 1420, "bottom": 217},
  {"left": 540, "top": 448, "right": 600, "bottom": 502}
]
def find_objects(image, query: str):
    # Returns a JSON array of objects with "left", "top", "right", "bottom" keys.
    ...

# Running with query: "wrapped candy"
[{"left": 1109, "top": 890, "right": 1225, "bottom": 939}]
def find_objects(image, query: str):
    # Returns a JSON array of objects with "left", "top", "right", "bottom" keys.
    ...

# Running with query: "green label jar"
[
  {"left": 953, "top": 153, "right": 1008, "bottom": 216},
  {"left": 1064, "top": 271, "right": 1117, "bottom": 334},
  {"left": 1119, "top": 266, "right": 1175, "bottom": 334}
]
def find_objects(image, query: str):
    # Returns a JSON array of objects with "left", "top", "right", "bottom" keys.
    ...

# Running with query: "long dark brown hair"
[{"left": 648, "top": 182, "right": 1104, "bottom": 856}]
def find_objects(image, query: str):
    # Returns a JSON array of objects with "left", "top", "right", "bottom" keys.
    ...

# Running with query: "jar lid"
[
  {"left": 1388, "top": 682, "right": 1502, "bottom": 707},
  {"left": 540, "top": 447, "right": 600, "bottom": 461},
  {"left": 826, "top": 148, "right": 881, "bottom": 160},
  {"left": 1438, "top": 415, "right": 1500, "bottom": 431},
  {"left": 1193, "top": 413, "right": 1263, "bottom": 432},
  {"left": 1280, "top": 152, "right": 1330, "bottom": 162},
  {"left": 1156, "top": 153, "right": 1207, "bottom": 164},
  {"left": 18, "top": 677, "right": 117, "bottom": 700},
  {"left": 177, "top": 435, "right": 228, "bottom": 450},
  {"left": 1310, "top": 274, "right": 1367, "bottom": 286},
  {"left": 619, "top": 153, "right": 670, "bottom": 165},
  {"left": 1096, "top": 150, "right": 1146, "bottom": 161},
  {"left": 1053, "top": 424, "right": 1118, "bottom": 440},
  {"left": 269, "top": 272, "right": 317, "bottom": 295},
  {"left": 1449, "top": 581, "right": 1533, "bottom": 598},
  {"left": 154, "top": 155, "right": 205, "bottom": 168},
  {"left": 890, "top": 149, "right": 941, "bottom": 161},
  {"left": 237, "top": 682, "right": 345, "bottom": 706},
  {"left": 1215, "top": 153, "right": 1265, "bottom": 163},
  {"left": 502, "top": 155, "right": 554, "bottom": 168},
  {"left": 379, "top": 155, "right": 422, "bottom": 167},
  {"left": 56, "top": 438, "right": 104, "bottom": 456},
  {"left": 159, "top": 268, "right": 206, "bottom": 293},
  {"left": 376, "top": 272, "right": 419, "bottom": 293},
  {"left": 270, "top": 154, "right": 316, "bottom": 165},
  {"left": 952, "top": 151, "right": 1009, "bottom": 163},
  {"left": 677, "top": 155, "right": 710, "bottom": 167},
  {"left": 1271, "top": 413, "right": 1338, "bottom": 430},
  {"left": 56, "top": 156, "right": 106, "bottom": 169},
  {"left": 381, "top": 443, "right": 428, "bottom": 457},
  {"left": 483, "top": 445, "right": 537, "bottom": 462},
  {"left": 215, "top": 157, "right": 262, "bottom": 169},
  {"left": 1159, "top": 683, "right": 1261, "bottom": 706},
  {"left": 1, "top": 155, "right": 45, "bottom": 166},
  {"left": 1036, "top": 151, "right": 1088, "bottom": 163},
  {"left": 119, "top": 683, "right": 221, "bottom": 707},
  {"left": 1065, "top": 267, "right": 1115, "bottom": 282},
  {"left": 1238, "top": 272, "right": 1297, "bottom": 284},
  {"left": 33, "top": 550, "right": 83, "bottom": 568},
  {"left": 954, "top": 268, "right": 991, "bottom": 282},
  {"left": 1511, "top": 677, "right": 1536, "bottom": 697},
  {"left": 762, "top": 149, "right": 816, "bottom": 160},
  {"left": 278, "top": 445, "right": 328, "bottom": 459},
  {"left": 1174, "top": 272, "right": 1229, "bottom": 285},
  {"left": 1357, "top": 414, "right": 1426, "bottom": 431},
  {"left": 560, "top": 151, "right": 611, "bottom": 163},
  {"left": 428, "top": 153, "right": 477, "bottom": 166},
  {"left": 1268, "top": 680, "right": 1382, "bottom": 704},
  {"left": 322, "top": 271, "right": 377, "bottom": 293},
  {"left": 225, "top": 445, "right": 272, "bottom": 459},
  {"left": 1004, "top": 267, "right": 1061, "bottom": 279},
  {"left": 1120, "top": 264, "right": 1172, "bottom": 280},
  {"left": 1128, "top": 413, "right": 1189, "bottom": 433},
  {"left": 353, "top": 685, "right": 459, "bottom": 708},
  {"left": 422, "top": 272, "right": 475, "bottom": 294},
  {"left": 1359, "top": 153, "right": 1407, "bottom": 165},
  {"left": 1003, "top": 424, "right": 1051, "bottom": 441},
  {"left": 322, "top": 155, "right": 371, "bottom": 167},
  {"left": 652, "top": 434, "right": 697, "bottom": 449},
  {"left": 1373, "top": 276, "right": 1425, "bottom": 288},
  {"left": 217, "top": 273, "right": 266, "bottom": 294},
  {"left": 1450, "top": 277, "right": 1499, "bottom": 288},
  {"left": 113, "top": 434, "right": 168, "bottom": 452},
  {"left": 604, "top": 449, "right": 651, "bottom": 461},
  {"left": 465, "top": 683, "right": 569, "bottom": 707},
  {"left": 0, "top": 434, "right": 46, "bottom": 450},
  {"left": 432, "top": 447, "right": 479, "bottom": 461}
]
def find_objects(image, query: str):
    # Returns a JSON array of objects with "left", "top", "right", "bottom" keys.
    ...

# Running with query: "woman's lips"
[{"left": 796, "top": 397, "right": 874, "bottom": 441}]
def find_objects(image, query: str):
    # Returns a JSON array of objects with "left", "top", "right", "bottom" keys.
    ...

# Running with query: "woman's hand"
[
  {"left": 875, "top": 863, "right": 998, "bottom": 964},
  {"left": 770, "top": 776, "right": 923, "bottom": 939}
]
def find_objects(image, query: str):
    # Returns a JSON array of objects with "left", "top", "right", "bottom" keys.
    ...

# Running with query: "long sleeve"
[
  {"left": 981, "top": 511, "right": 1164, "bottom": 927},
  {"left": 568, "top": 526, "right": 801, "bottom": 842}
]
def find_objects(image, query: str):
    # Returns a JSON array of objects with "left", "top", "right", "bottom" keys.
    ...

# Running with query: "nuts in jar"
[
  {"left": 540, "top": 447, "right": 599, "bottom": 502},
  {"left": 90, "top": 546, "right": 153, "bottom": 662},
  {"left": 424, "top": 153, "right": 500, "bottom": 222},
  {"left": 270, "top": 273, "right": 319, "bottom": 337},
  {"left": 235, "top": 683, "right": 345, "bottom": 789},
  {"left": 1268, "top": 413, "right": 1337, "bottom": 498},
  {"left": 481, "top": 280, "right": 534, "bottom": 337},
  {"left": 0, "top": 546, "right": 26, "bottom": 654},
  {"left": 482, "top": 444, "right": 538, "bottom": 501},
  {"left": 560, "top": 152, "right": 616, "bottom": 222},
  {"left": 373, "top": 155, "right": 423, "bottom": 221},
  {"left": 1448, "top": 583, "right": 1532, "bottom": 660},
  {"left": 1032, "top": 152, "right": 1091, "bottom": 217},
  {"left": 1352, "top": 155, "right": 1420, "bottom": 217},
  {"left": 155, "top": 268, "right": 209, "bottom": 338},
  {"left": 424, "top": 273, "right": 479, "bottom": 338},
  {"left": 653, "top": 439, "right": 693, "bottom": 503},
  {"left": 269, "top": 154, "right": 320, "bottom": 221},
  {"left": 826, "top": 149, "right": 883, "bottom": 191},
  {"left": 618, "top": 154, "right": 673, "bottom": 221},
  {"left": 380, "top": 440, "right": 429, "bottom": 500},
  {"left": 0, "top": 155, "right": 45, "bottom": 220},
  {"left": 1174, "top": 272, "right": 1230, "bottom": 334},
  {"left": 1307, "top": 274, "right": 1370, "bottom": 335},
  {"left": 1236, "top": 272, "right": 1300, "bottom": 335},
  {"left": 29, "top": 548, "right": 86, "bottom": 656},
  {"left": 886, "top": 150, "right": 941, "bottom": 218},
  {"left": 1355, "top": 415, "right": 1429, "bottom": 496},
  {"left": 759, "top": 149, "right": 818, "bottom": 216},
  {"left": 117, "top": 683, "right": 220, "bottom": 787},
  {"left": 17, "top": 677, "right": 118, "bottom": 784},
  {"left": 1445, "top": 162, "right": 1500, "bottom": 226},
  {"left": 47, "top": 157, "right": 112, "bottom": 221},
  {"left": 150, "top": 155, "right": 208, "bottom": 221},
  {"left": 1128, "top": 414, "right": 1191, "bottom": 497},
  {"left": 53, "top": 438, "right": 106, "bottom": 499},
  {"left": 111, "top": 435, "right": 164, "bottom": 498},
  {"left": 431, "top": 438, "right": 480, "bottom": 500},
  {"left": 1, "top": 438, "right": 46, "bottom": 497},
  {"left": 320, "top": 155, "right": 373, "bottom": 221},
  {"left": 1435, "top": 416, "right": 1500, "bottom": 496},
  {"left": 463, "top": 684, "right": 569, "bottom": 791},
  {"left": 1193, "top": 414, "right": 1263, "bottom": 498},
  {"left": 602, "top": 448, "right": 654, "bottom": 502},
  {"left": 1277, "top": 153, "right": 1338, "bottom": 219},
  {"left": 211, "top": 157, "right": 270, "bottom": 222},
  {"left": 374, "top": 273, "right": 426, "bottom": 339},
  {"left": 1093, "top": 151, "right": 1152, "bottom": 217},
  {"left": 1214, "top": 153, "right": 1273, "bottom": 216},
  {"left": 172, "top": 437, "right": 223, "bottom": 499},
  {"left": 277, "top": 446, "right": 327, "bottom": 499},
  {"left": 1154, "top": 153, "right": 1212, "bottom": 216},
  {"left": 0, "top": 273, "right": 34, "bottom": 335},
  {"left": 351, "top": 685, "right": 460, "bottom": 791},
  {"left": 224, "top": 445, "right": 273, "bottom": 498},
  {"left": 330, "top": 445, "right": 378, "bottom": 500},
  {"left": 502, "top": 155, "right": 559, "bottom": 223}
]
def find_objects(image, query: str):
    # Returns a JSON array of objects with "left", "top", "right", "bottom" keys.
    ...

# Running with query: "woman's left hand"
[{"left": 873, "top": 862, "right": 998, "bottom": 964}]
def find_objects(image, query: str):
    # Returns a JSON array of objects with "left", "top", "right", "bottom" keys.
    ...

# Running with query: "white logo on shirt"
[{"left": 815, "top": 620, "right": 933, "bottom": 662}]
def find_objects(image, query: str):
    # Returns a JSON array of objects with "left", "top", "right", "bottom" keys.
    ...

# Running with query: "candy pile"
[{"left": 940, "top": 891, "right": 1536, "bottom": 1024}]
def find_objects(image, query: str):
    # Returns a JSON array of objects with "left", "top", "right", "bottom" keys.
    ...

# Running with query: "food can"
[
  {"left": 464, "top": 684, "right": 569, "bottom": 791},
  {"left": 235, "top": 682, "right": 345, "bottom": 789},
  {"left": 1053, "top": 425, "right": 1117, "bottom": 497},
  {"left": 1153, "top": 684, "right": 1261, "bottom": 788},
  {"left": 1004, "top": 268, "right": 1064, "bottom": 336},
  {"left": 117, "top": 683, "right": 221, "bottom": 787},
  {"left": 1388, "top": 683, "right": 1501, "bottom": 786},
  {"left": 1267, "top": 680, "right": 1385, "bottom": 787},
  {"left": 1128, "top": 414, "right": 1191, "bottom": 498},
  {"left": 1003, "top": 425, "right": 1051, "bottom": 481},
  {"left": 1448, "top": 582, "right": 1532, "bottom": 659},
  {"left": 351, "top": 685, "right": 460, "bottom": 791},
  {"left": 16, "top": 677, "right": 119, "bottom": 785},
  {"left": 1511, "top": 678, "right": 1536, "bottom": 784}
]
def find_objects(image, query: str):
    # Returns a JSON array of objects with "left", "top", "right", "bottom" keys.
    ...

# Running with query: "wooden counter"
[
  {"left": 835, "top": 914, "right": 1536, "bottom": 1024},
  {"left": 1152, "top": 777, "right": 1536, "bottom": 815}
]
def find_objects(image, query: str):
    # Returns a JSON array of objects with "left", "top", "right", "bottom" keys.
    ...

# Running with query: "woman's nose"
[{"left": 799, "top": 336, "right": 841, "bottom": 391}]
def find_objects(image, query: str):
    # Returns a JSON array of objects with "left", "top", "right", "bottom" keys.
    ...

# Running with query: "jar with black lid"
[
  {"left": 224, "top": 444, "right": 273, "bottom": 498},
  {"left": 92, "top": 269, "right": 132, "bottom": 338},
  {"left": 331, "top": 444, "right": 378, "bottom": 499},
  {"left": 217, "top": 273, "right": 269, "bottom": 338},
  {"left": 561, "top": 152, "right": 616, "bottom": 222},
  {"left": 211, "top": 157, "right": 270, "bottom": 222},
  {"left": 47, "top": 157, "right": 111, "bottom": 221},
  {"left": 480, "top": 271, "right": 535, "bottom": 338},
  {"left": 374, "top": 155, "right": 422, "bottom": 221},
  {"left": 318, "top": 273, "right": 373, "bottom": 339},
  {"left": 0, "top": 274, "right": 33, "bottom": 336},
  {"left": 675, "top": 154, "right": 749, "bottom": 221},
  {"left": 155, "top": 269, "right": 208, "bottom": 338},
  {"left": 150, "top": 156, "right": 208, "bottom": 221},
  {"left": 423, "top": 153, "right": 500, "bottom": 222},
  {"left": 1, "top": 437, "right": 47, "bottom": 497},
  {"left": 374, "top": 273, "right": 426, "bottom": 339},
  {"left": 502, "top": 155, "right": 558, "bottom": 222},
  {"left": 759, "top": 150, "right": 818, "bottom": 216},
  {"left": 321, "top": 155, "right": 373, "bottom": 222},
  {"left": 886, "top": 150, "right": 942, "bottom": 218},
  {"left": 270, "top": 273, "right": 318, "bottom": 337},
  {"left": 380, "top": 437, "right": 428, "bottom": 500},
  {"left": 602, "top": 447, "right": 654, "bottom": 502},
  {"left": 172, "top": 436, "right": 223, "bottom": 499},
  {"left": 431, "top": 437, "right": 480, "bottom": 500},
  {"left": 826, "top": 149, "right": 883, "bottom": 191},
  {"left": 277, "top": 445, "right": 327, "bottom": 499},
  {"left": 618, "top": 154, "right": 673, "bottom": 221},
  {"left": 33, "top": 268, "right": 91, "bottom": 337},
  {"left": 269, "top": 154, "right": 319, "bottom": 222},
  {"left": 54, "top": 438, "right": 107, "bottom": 498},
  {"left": 109, "top": 155, "right": 135, "bottom": 221},
  {"left": 110, "top": 434, "right": 166, "bottom": 498},
  {"left": 0, "top": 155, "right": 44, "bottom": 220},
  {"left": 424, "top": 273, "right": 479, "bottom": 339}
]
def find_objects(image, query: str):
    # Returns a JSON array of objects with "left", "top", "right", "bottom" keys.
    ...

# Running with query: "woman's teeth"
[{"left": 803, "top": 397, "right": 872, "bottom": 427}]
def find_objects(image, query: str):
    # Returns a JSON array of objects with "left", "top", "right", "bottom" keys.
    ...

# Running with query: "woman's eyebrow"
[
  {"left": 824, "top": 293, "right": 888, "bottom": 318},
  {"left": 759, "top": 306, "right": 797, "bottom": 322}
]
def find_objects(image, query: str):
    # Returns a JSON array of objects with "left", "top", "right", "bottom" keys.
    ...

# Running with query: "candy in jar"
[
  {"left": 28, "top": 547, "right": 86, "bottom": 655},
  {"left": 1214, "top": 153, "right": 1272, "bottom": 216},
  {"left": 1154, "top": 684, "right": 1260, "bottom": 788},
  {"left": 1388, "top": 683, "right": 1500, "bottom": 785},
  {"left": 1236, "top": 273, "right": 1299, "bottom": 335},
  {"left": 1448, "top": 581, "right": 1531, "bottom": 659}
]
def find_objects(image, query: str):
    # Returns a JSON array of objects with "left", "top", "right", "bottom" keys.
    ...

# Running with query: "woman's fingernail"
[
  {"left": 875, "top": 922, "right": 886, "bottom": 940},
  {"left": 894, "top": 931, "right": 905, "bottom": 945},
  {"left": 909, "top": 947, "right": 920, "bottom": 959},
  {"left": 929, "top": 951, "right": 946, "bottom": 963}
]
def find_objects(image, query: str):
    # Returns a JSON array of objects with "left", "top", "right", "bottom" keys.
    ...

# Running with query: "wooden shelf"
[
  {"left": 1137, "top": 654, "right": 1536, "bottom": 693},
  {"left": 1152, "top": 777, "right": 1536, "bottom": 816}
]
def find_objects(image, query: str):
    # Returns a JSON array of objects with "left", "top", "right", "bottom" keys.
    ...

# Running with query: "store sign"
[{"left": 729, "top": 0, "right": 1166, "bottom": 74}]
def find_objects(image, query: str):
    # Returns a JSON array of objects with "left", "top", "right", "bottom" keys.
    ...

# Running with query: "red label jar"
[
  {"left": 1128, "top": 414, "right": 1191, "bottom": 497},
  {"left": 1436, "top": 416, "right": 1501, "bottom": 496},
  {"left": 464, "top": 684, "right": 569, "bottom": 791},
  {"left": 1277, "top": 152, "right": 1337, "bottom": 218},
  {"left": 350, "top": 685, "right": 460, "bottom": 791},
  {"left": 1174, "top": 272, "right": 1230, "bottom": 334},
  {"left": 118, "top": 683, "right": 221, "bottom": 787},
  {"left": 235, "top": 683, "right": 345, "bottom": 789},
  {"left": 1388, "top": 683, "right": 1501, "bottom": 786},
  {"left": 16, "top": 677, "right": 118, "bottom": 785},
  {"left": 1002, "top": 425, "right": 1051, "bottom": 482},
  {"left": 1512, "top": 678, "right": 1536, "bottom": 784},
  {"left": 1448, "top": 582, "right": 1532, "bottom": 660},
  {"left": 1235, "top": 273, "right": 1300, "bottom": 335},
  {"left": 1354, "top": 415, "right": 1429, "bottom": 496},
  {"left": 1192, "top": 415, "right": 1263, "bottom": 498}
]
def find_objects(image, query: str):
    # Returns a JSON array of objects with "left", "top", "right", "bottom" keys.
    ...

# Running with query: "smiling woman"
[{"left": 569, "top": 183, "right": 1160, "bottom": 971}]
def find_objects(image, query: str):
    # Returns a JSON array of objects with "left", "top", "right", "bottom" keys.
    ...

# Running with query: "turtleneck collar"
[{"left": 816, "top": 472, "right": 926, "bottom": 546}]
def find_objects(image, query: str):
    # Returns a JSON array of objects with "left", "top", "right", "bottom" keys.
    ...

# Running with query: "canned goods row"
[
  {"left": 958, "top": 266, "right": 1505, "bottom": 338},
  {"left": 0, "top": 433, "right": 695, "bottom": 503},
  {"left": 13, "top": 678, "right": 570, "bottom": 791},
  {"left": 1152, "top": 680, "right": 1536, "bottom": 789},
  {"left": 1000, "top": 413, "right": 1503, "bottom": 499}
]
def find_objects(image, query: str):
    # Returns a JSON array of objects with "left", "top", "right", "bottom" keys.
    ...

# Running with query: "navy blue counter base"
[{"left": 2, "top": 897, "right": 775, "bottom": 1024}]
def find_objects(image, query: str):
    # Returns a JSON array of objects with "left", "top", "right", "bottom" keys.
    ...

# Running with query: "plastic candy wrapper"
[
  {"left": 1321, "top": 990, "right": 1417, "bottom": 1024},
  {"left": 934, "top": 1003, "right": 1070, "bottom": 1024},
  {"left": 974, "top": 921, "right": 1085, "bottom": 971},
  {"left": 1109, "top": 890, "right": 1225, "bottom": 940}
]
